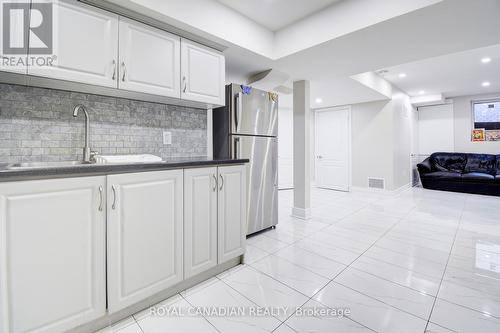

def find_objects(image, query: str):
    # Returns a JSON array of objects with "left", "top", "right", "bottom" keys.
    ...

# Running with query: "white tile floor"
[{"left": 98, "top": 187, "right": 500, "bottom": 333}]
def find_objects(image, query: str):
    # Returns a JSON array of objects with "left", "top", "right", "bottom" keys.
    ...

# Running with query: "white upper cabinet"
[
  {"left": 184, "top": 167, "right": 218, "bottom": 278},
  {"left": 6, "top": 1, "right": 226, "bottom": 105},
  {"left": 107, "top": 170, "right": 184, "bottom": 313},
  {"left": 181, "top": 39, "right": 225, "bottom": 106},
  {"left": 217, "top": 165, "right": 247, "bottom": 263},
  {"left": 0, "top": 2, "right": 27, "bottom": 75},
  {"left": 28, "top": 0, "right": 118, "bottom": 87},
  {"left": 0, "top": 176, "right": 107, "bottom": 333},
  {"left": 119, "top": 18, "right": 181, "bottom": 97}
]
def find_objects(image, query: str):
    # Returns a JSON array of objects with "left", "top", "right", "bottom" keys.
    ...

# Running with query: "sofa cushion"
[
  {"left": 497, "top": 155, "right": 500, "bottom": 174},
  {"left": 464, "top": 154, "right": 496, "bottom": 175},
  {"left": 462, "top": 172, "right": 495, "bottom": 181},
  {"left": 430, "top": 153, "right": 467, "bottom": 173},
  {"left": 421, "top": 171, "right": 462, "bottom": 180}
]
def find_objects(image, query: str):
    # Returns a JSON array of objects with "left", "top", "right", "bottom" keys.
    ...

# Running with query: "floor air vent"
[{"left": 368, "top": 178, "right": 385, "bottom": 189}]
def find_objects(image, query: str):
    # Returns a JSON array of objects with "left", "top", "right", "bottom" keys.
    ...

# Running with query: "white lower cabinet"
[
  {"left": 183, "top": 167, "right": 218, "bottom": 278},
  {"left": 184, "top": 165, "right": 247, "bottom": 273},
  {"left": 0, "top": 177, "right": 107, "bottom": 333},
  {"left": 106, "top": 170, "right": 184, "bottom": 313},
  {"left": 217, "top": 165, "right": 247, "bottom": 263},
  {"left": 0, "top": 164, "right": 245, "bottom": 331}
]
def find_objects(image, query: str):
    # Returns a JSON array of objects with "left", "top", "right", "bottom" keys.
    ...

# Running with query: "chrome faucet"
[{"left": 73, "top": 104, "right": 97, "bottom": 163}]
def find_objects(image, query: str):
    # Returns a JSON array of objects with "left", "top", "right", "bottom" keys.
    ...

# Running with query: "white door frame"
[{"left": 314, "top": 106, "right": 352, "bottom": 192}]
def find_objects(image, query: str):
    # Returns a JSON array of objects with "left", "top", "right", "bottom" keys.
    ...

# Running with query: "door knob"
[{"left": 317, "top": 155, "right": 323, "bottom": 159}]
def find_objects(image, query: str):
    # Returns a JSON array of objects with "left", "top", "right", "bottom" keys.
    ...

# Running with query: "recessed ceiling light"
[
  {"left": 315, "top": 98, "right": 323, "bottom": 104},
  {"left": 482, "top": 81, "right": 491, "bottom": 87},
  {"left": 398, "top": 73, "right": 407, "bottom": 78},
  {"left": 419, "top": 90, "right": 425, "bottom": 95},
  {"left": 481, "top": 57, "right": 492, "bottom": 64}
]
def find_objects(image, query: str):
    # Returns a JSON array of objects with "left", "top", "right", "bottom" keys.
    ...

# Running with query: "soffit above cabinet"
[{"left": 79, "top": 0, "right": 227, "bottom": 52}]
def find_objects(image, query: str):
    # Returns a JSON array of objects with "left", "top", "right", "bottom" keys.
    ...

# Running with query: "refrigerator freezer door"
[
  {"left": 230, "top": 84, "right": 278, "bottom": 137},
  {"left": 233, "top": 135, "right": 278, "bottom": 235}
]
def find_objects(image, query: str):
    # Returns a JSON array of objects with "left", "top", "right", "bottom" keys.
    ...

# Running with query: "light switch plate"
[{"left": 163, "top": 131, "right": 172, "bottom": 145}]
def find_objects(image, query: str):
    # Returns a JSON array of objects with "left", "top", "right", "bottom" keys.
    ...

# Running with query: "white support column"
[{"left": 292, "top": 80, "right": 311, "bottom": 220}]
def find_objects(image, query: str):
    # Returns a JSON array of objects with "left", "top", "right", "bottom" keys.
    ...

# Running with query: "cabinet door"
[
  {"left": 0, "top": 177, "right": 106, "bottom": 333},
  {"left": 119, "top": 18, "right": 181, "bottom": 97},
  {"left": 184, "top": 167, "right": 218, "bottom": 278},
  {"left": 28, "top": 0, "right": 118, "bottom": 87},
  {"left": 0, "top": 2, "right": 27, "bottom": 75},
  {"left": 218, "top": 165, "right": 247, "bottom": 263},
  {"left": 180, "top": 39, "right": 225, "bottom": 105},
  {"left": 107, "top": 170, "right": 183, "bottom": 313}
]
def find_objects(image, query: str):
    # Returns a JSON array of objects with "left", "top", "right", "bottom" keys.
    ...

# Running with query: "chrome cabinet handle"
[
  {"left": 219, "top": 174, "right": 224, "bottom": 191},
  {"left": 112, "top": 185, "right": 117, "bottom": 210},
  {"left": 121, "top": 62, "right": 126, "bottom": 82},
  {"left": 212, "top": 174, "right": 217, "bottom": 192},
  {"left": 182, "top": 76, "right": 187, "bottom": 93},
  {"left": 98, "top": 186, "right": 103, "bottom": 211},
  {"left": 112, "top": 60, "right": 116, "bottom": 80}
]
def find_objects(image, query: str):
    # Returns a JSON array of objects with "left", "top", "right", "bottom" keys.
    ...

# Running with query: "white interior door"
[
  {"left": 278, "top": 107, "right": 293, "bottom": 189},
  {"left": 315, "top": 107, "right": 350, "bottom": 191}
]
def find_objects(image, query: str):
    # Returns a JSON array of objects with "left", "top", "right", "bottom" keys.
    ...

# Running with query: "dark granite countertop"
[{"left": 0, "top": 157, "right": 249, "bottom": 182}]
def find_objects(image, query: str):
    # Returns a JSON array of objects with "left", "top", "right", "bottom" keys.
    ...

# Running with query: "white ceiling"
[
  {"left": 112, "top": 0, "right": 500, "bottom": 107},
  {"left": 379, "top": 44, "right": 500, "bottom": 98},
  {"left": 222, "top": 0, "right": 500, "bottom": 107},
  {"left": 216, "top": 0, "right": 342, "bottom": 31},
  {"left": 273, "top": 77, "right": 390, "bottom": 108}
]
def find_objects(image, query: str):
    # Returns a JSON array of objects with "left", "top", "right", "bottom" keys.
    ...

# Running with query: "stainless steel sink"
[{"left": 6, "top": 161, "right": 94, "bottom": 170}]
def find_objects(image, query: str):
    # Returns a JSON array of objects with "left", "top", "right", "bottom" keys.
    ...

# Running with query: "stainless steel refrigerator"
[{"left": 213, "top": 84, "right": 278, "bottom": 235}]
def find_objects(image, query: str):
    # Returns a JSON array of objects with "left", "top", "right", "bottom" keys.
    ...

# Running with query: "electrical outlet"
[{"left": 163, "top": 131, "right": 172, "bottom": 145}]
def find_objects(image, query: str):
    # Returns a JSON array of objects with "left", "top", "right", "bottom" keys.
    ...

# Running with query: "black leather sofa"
[{"left": 417, "top": 152, "right": 500, "bottom": 196}]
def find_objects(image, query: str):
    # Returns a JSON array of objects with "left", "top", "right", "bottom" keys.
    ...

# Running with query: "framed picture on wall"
[
  {"left": 486, "top": 130, "right": 500, "bottom": 141},
  {"left": 471, "top": 128, "right": 486, "bottom": 142}
]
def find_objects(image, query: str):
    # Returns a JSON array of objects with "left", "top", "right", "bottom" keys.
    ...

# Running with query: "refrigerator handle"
[
  {"left": 234, "top": 137, "right": 240, "bottom": 159},
  {"left": 234, "top": 92, "right": 243, "bottom": 133},
  {"left": 273, "top": 139, "right": 278, "bottom": 187}
]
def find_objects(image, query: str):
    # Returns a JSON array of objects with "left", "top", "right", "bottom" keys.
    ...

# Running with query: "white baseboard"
[
  {"left": 351, "top": 182, "right": 412, "bottom": 196},
  {"left": 291, "top": 207, "right": 312, "bottom": 220}
]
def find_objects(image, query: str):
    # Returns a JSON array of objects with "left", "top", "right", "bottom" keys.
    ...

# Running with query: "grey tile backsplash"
[{"left": 0, "top": 84, "right": 207, "bottom": 163}]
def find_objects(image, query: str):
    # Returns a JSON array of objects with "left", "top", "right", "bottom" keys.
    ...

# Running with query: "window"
[{"left": 473, "top": 100, "right": 500, "bottom": 130}]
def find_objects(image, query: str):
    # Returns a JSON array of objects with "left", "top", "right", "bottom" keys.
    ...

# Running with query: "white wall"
[
  {"left": 415, "top": 92, "right": 500, "bottom": 155},
  {"left": 280, "top": 88, "right": 419, "bottom": 192},
  {"left": 278, "top": 107, "right": 294, "bottom": 189},
  {"left": 392, "top": 93, "right": 417, "bottom": 190},
  {"left": 351, "top": 100, "right": 395, "bottom": 189},
  {"left": 417, "top": 103, "right": 454, "bottom": 155},
  {"left": 350, "top": 91, "right": 416, "bottom": 191},
  {"left": 453, "top": 92, "right": 500, "bottom": 154},
  {"left": 277, "top": 104, "right": 316, "bottom": 188}
]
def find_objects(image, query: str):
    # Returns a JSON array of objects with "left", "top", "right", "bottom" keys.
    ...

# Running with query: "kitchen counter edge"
[{"left": 0, "top": 158, "right": 249, "bottom": 182}]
